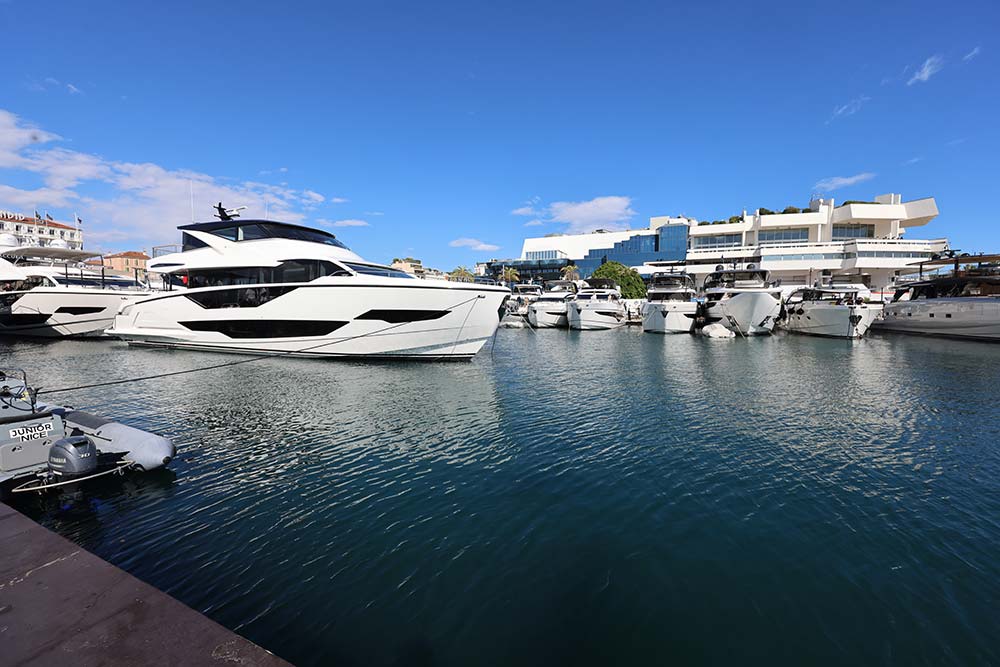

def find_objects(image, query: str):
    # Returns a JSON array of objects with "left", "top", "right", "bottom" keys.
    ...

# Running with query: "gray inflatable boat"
[{"left": 0, "top": 368, "right": 174, "bottom": 496}]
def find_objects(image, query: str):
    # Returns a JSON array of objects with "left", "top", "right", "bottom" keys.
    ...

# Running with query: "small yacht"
[
  {"left": 875, "top": 255, "right": 1000, "bottom": 341},
  {"left": 526, "top": 280, "right": 578, "bottom": 328},
  {"left": 782, "top": 287, "right": 880, "bottom": 339},
  {"left": 508, "top": 283, "right": 543, "bottom": 316},
  {"left": 108, "top": 216, "right": 510, "bottom": 359},
  {"left": 701, "top": 267, "right": 783, "bottom": 336},
  {"left": 0, "top": 242, "right": 150, "bottom": 338},
  {"left": 641, "top": 272, "right": 697, "bottom": 334},
  {"left": 567, "top": 278, "right": 626, "bottom": 330}
]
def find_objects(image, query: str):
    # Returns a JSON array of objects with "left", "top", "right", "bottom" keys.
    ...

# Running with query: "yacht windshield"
[
  {"left": 343, "top": 263, "right": 414, "bottom": 279},
  {"left": 184, "top": 222, "right": 350, "bottom": 250}
]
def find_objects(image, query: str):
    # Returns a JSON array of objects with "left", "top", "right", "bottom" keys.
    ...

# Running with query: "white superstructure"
[{"left": 109, "top": 219, "right": 510, "bottom": 359}]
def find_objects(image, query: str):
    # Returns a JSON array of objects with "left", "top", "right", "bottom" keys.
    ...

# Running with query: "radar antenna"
[{"left": 213, "top": 202, "right": 247, "bottom": 221}]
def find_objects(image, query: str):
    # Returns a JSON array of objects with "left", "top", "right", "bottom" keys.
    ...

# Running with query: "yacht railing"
[{"left": 152, "top": 244, "right": 182, "bottom": 258}]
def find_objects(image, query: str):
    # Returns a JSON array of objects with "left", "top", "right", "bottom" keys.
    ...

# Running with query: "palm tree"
[
  {"left": 560, "top": 264, "right": 580, "bottom": 281},
  {"left": 450, "top": 266, "right": 474, "bottom": 282},
  {"left": 500, "top": 267, "right": 520, "bottom": 284}
]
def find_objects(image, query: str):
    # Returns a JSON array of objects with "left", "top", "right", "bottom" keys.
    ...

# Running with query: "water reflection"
[{"left": 4, "top": 332, "right": 1000, "bottom": 666}]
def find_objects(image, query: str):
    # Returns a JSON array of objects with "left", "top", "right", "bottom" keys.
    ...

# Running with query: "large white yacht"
[
  {"left": 701, "top": 267, "right": 783, "bottom": 335},
  {"left": 782, "top": 287, "right": 880, "bottom": 339},
  {"left": 526, "top": 280, "right": 577, "bottom": 328},
  {"left": 0, "top": 241, "right": 150, "bottom": 338},
  {"left": 567, "top": 278, "right": 626, "bottom": 330},
  {"left": 875, "top": 255, "right": 1000, "bottom": 341},
  {"left": 108, "top": 218, "right": 510, "bottom": 359},
  {"left": 641, "top": 272, "right": 697, "bottom": 334}
]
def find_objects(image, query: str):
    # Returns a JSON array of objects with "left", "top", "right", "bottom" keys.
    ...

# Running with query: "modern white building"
[
  {"left": 672, "top": 193, "right": 945, "bottom": 294},
  {"left": 0, "top": 209, "right": 85, "bottom": 250}
]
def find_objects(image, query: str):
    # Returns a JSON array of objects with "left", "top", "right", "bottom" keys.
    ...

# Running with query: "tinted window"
[{"left": 343, "top": 263, "right": 414, "bottom": 279}]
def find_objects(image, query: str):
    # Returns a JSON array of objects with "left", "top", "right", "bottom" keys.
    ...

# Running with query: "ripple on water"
[{"left": 4, "top": 331, "right": 1000, "bottom": 666}]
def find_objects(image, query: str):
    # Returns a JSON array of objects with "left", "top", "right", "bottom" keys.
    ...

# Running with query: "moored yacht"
[
  {"left": 782, "top": 287, "right": 880, "bottom": 339},
  {"left": 641, "top": 272, "right": 697, "bottom": 334},
  {"left": 875, "top": 254, "right": 1000, "bottom": 341},
  {"left": 526, "top": 280, "right": 577, "bottom": 328},
  {"left": 108, "top": 217, "right": 510, "bottom": 359},
  {"left": 508, "top": 283, "right": 543, "bottom": 316},
  {"left": 0, "top": 243, "right": 150, "bottom": 338},
  {"left": 567, "top": 278, "right": 626, "bottom": 330},
  {"left": 701, "top": 267, "right": 782, "bottom": 335}
]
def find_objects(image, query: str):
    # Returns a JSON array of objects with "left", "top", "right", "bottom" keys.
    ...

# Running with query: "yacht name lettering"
[{"left": 9, "top": 422, "right": 54, "bottom": 441}]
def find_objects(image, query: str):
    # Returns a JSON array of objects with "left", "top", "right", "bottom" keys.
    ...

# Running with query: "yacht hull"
[
  {"left": 568, "top": 304, "right": 626, "bottom": 330},
  {"left": 0, "top": 289, "right": 143, "bottom": 338},
  {"left": 527, "top": 303, "right": 567, "bottom": 328},
  {"left": 642, "top": 301, "right": 697, "bottom": 334},
  {"left": 109, "top": 281, "right": 509, "bottom": 359},
  {"left": 784, "top": 302, "right": 881, "bottom": 339},
  {"left": 704, "top": 292, "right": 781, "bottom": 335},
  {"left": 875, "top": 298, "right": 1000, "bottom": 341}
]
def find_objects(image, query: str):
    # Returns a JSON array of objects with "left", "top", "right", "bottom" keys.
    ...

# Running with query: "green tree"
[
  {"left": 591, "top": 261, "right": 646, "bottom": 299},
  {"left": 781, "top": 206, "right": 801, "bottom": 214},
  {"left": 500, "top": 266, "right": 520, "bottom": 284},
  {"left": 560, "top": 264, "right": 580, "bottom": 281},
  {"left": 450, "top": 266, "right": 473, "bottom": 282}
]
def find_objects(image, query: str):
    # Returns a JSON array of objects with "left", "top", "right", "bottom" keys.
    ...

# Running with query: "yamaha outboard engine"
[{"left": 47, "top": 436, "right": 98, "bottom": 479}]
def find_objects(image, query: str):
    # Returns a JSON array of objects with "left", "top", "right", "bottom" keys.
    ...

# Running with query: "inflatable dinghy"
[{"left": 0, "top": 368, "right": 174, "bottom": 496}]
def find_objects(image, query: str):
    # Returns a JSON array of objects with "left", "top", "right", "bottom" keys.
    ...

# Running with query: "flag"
[
  {"left": 34, "top": 209, "right": 41, "bottom": 220},
  {"left": 45, "top": 213, "right": 54, "bottom": 221},
  {"left": 74, "top": 213, "right": 83, "bottom": 227}
]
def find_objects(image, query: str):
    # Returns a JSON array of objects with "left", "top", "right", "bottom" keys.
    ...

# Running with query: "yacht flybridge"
[
  {"left": 108, "top": 219, "right": 510, "bottom": 359},
  {"left": 0, "top": 244, "right": 150, "bottom": 338},
  {"left": 641, "top": 272, "right": 697, "bottom": 334}
]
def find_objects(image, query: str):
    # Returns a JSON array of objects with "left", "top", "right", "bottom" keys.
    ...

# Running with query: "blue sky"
[{"left": 1, "top": 0, "right": 997, "bottom": 268}]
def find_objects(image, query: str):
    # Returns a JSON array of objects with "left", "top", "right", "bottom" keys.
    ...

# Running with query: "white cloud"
[
  {"left": 364, "top": 210, "right": 384, "bottom": 216},
  {"left": 511, "top": 206, "right": 538, "bottom": 216},
  {"left": 66, "top": 83, "right": 82, "bottom": 95},
  {"left": 326, "top": 219, "right": 369, "bottom": 227},
  {"left": 547, "top": 195, "right": 635, "bottom": 234},
  {"left": 946, "top": 137, "right": 966, "bottom": 147},
  {"left": 449, "top": 237, "right": 500, "bottom": 252},
  {"left": 903, "top": 156, "right": 923, "bottom": 165},
  {"left": 0, "top": 109, "right": 332, "bottom": 248},
  {"left": 813, "top": 172, "right": 876, "bottom": 192},
  {"left": 524, "top": 219, "right": 544, "bottom": 227},
  {"left": 907, "top": 55, "right": 944, "bottom": 85},
  {"left": 963, "top": 46, "right": 981, "bottom": 62},
  {"left": 302, "top": 189, "right": 324, "bottom": 204},
  {"left": 330, "top": 197, "right": 349, "bottom": 204},
  {"left": 828, "top": 95, "right": 870, "bottom": 122}
]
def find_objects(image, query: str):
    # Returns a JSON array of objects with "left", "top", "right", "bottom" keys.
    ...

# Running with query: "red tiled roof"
[
  {"left": 18, "top": 217, "right": 77, "bottom": 230},
  {"left": 106, "top": 251, "right": 149, "bottom": 259}
]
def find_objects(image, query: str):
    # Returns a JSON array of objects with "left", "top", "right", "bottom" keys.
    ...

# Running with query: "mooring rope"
[{"left": 38, "top": 293, "right": 487, "bottom": 397}]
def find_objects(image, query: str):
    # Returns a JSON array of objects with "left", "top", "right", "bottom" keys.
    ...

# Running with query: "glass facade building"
[{"left": 575, "top": 225, "right": 688, "bottom": 278}]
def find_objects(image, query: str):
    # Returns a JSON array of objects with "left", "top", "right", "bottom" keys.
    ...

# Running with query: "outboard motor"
[{"left": 47, "top": 436, "right": 98, "bottom": 479}]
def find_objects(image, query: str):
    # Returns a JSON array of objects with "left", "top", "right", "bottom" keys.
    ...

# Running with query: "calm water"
[{"left": 4, "top": 329, "right": 1000, "bottom": 666}]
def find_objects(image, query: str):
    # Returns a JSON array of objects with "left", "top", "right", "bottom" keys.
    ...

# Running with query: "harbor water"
[{"left": 4, "top": 330, "right": 999, "bottom": 665}]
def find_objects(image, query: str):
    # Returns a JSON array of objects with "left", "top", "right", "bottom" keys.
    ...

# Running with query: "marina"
[
  {"left": 3, "top": 328, "right": 999, "bottom": 665},
  {"left": 2, "top": 1, "right": 998, "bottom": 661}
]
